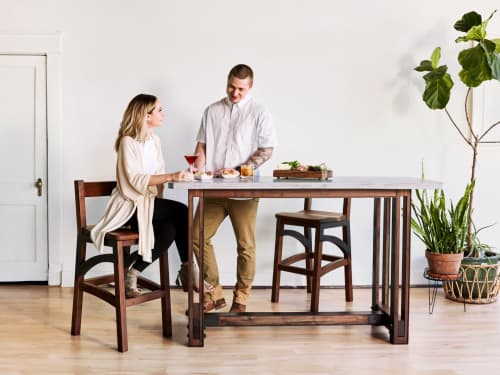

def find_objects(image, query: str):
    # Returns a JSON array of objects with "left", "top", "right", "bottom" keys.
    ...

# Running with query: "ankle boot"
[
  {"left": 176, "top": 263, "right": 214, "bottom": 293},
  {"left": 125, "top": 268, "right": 141, "bottom": 298}
]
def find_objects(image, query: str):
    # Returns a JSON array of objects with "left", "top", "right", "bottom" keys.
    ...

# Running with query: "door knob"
[{"left": 35, "top": 178, "right": 43, "bottom": 196}]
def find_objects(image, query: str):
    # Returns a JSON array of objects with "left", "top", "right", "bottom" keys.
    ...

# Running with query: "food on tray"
[
  {"left": 274, "top": 161, "right": 332, "bottom": 180},
  {"left": 221, "top": 168, "right": 240, "bottom": 178},
  {"left": 277, "top": 162, "right": 292, "bottom": 170},
  {"left": 278, "top": 161, "right": 328, "bottom": 172},
  {"left": 307, "top": 165, "right": 324, "bottom": 171}
]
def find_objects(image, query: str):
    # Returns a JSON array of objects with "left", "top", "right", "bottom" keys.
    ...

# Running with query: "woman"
[{"left": 91, "top": 93, "right": 207, "bottom": 297}]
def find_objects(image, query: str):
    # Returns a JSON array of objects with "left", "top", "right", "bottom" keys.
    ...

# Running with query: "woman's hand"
[
  {"left": 149, "top": 171, "right": 193, "bottom": 185},
  {"left": 172, "top": 170, "right": 194, "bottom": 182}
]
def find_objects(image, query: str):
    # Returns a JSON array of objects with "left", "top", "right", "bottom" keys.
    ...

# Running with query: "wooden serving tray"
[{"left": 273, "top": 169, "right": 333, "bottom": 180}]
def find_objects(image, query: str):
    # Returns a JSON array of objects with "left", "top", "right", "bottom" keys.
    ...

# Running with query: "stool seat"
[
  {"left": 275, "top": 210, "right": 346, "bottom": 224},
  {"left": 82, "top": 226, "right": 140, "bottom": 242},
  {"left": 272, "top": 199, "right": 353, "bottom": 312}
]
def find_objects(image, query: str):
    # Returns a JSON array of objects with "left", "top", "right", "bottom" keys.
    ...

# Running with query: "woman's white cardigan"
[{"left": 90, "top": 134, "right": 165, "bottom": 263}]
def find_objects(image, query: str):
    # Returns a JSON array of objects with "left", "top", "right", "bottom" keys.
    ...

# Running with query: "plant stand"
[{"left": 423, "top": 268, "right": 466, "bottom": 314}]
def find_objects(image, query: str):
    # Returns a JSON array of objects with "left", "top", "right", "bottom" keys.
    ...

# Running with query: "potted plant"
[
  {"left": 414, "top": 9, "right": 500, "bottom": 302},
  {"left": 411, "top": 183, "right": 473, "bottom": 275}
]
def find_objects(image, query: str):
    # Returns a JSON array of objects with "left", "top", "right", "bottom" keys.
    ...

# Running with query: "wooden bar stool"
[
  {"left": 71, "top": 180, "right": 172, "bottom": 352},
  {"left": 271, "top": 198, "right": 353, "bottom": 312}
]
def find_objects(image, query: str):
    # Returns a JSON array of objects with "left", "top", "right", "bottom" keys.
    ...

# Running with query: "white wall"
[{"left": 1, "top": 0, "right": 499, "bottom": 287}]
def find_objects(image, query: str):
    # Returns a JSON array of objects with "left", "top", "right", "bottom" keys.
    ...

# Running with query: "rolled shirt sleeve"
[{"left": 256, "top": 106, "right": 278, "bottom": 148}]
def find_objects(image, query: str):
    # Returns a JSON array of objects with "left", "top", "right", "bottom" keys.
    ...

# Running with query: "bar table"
[{"left": 168, "top": 176, "right": 441, "bottom": 346}]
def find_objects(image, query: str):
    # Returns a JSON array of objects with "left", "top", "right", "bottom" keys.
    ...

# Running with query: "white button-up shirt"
[{"left": 196, "top": 95, "right": 278, "bottom": 172}]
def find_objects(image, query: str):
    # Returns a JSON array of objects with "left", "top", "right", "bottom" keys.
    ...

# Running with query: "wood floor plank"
[{"left": 1, "top": 285, "right": 500, "bottom": 374}]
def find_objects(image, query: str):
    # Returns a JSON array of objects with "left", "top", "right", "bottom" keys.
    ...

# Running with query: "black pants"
[{"left": 125, "top": 198, "right": 188, "bottom": 272}]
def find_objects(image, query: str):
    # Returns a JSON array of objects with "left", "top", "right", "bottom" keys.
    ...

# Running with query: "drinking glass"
[
  {"left": 184, "top": 154, "right": 198, "bottom": 173},
  {"left": 240, "top": 164, "right": 254, "bottom": 179}
]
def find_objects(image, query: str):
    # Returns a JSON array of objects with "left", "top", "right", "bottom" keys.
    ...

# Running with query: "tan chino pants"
[{"left": 193, "top": 198, "right": 259, "bottom": 305}]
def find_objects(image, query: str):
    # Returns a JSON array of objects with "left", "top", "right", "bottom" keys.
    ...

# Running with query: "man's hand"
[{"left": 213, "top": 168, "right": 225, "bottom": 177}]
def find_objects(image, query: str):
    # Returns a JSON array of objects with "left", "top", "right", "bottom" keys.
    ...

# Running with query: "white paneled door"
[{"left": 0, "top": 55, "right": 48, "bottom": 281}]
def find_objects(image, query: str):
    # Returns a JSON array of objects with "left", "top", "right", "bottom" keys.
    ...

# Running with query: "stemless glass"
[{"left": 240, "top": 164, "right": 254, "bottom": 179}]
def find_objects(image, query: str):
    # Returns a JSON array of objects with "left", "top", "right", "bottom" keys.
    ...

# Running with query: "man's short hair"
[{"left": 228, "top": 64, "right": 254, "bottom": 84}]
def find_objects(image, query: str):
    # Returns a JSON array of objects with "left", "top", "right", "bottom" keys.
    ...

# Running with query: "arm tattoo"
[{"left": 245, "top": 147, "right": 273, "bottom": 168}]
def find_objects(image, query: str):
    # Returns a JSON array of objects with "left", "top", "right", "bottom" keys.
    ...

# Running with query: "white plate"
[
  {"left": 195, "top": 174, "right": 213, "bottom": 181},
  {"left": 221, "top": 171, "right": 240, "bottom": 179}
]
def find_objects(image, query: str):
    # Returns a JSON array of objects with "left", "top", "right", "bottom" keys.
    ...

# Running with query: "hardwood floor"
[{"left": 1, "top": 285, "right": 500, "bottom": 374}]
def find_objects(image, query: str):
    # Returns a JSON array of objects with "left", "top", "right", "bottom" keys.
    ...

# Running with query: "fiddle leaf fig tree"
[
  {"left": 414, "top": 10, "right": 500, "bottom": 257},
  {"left": 415, "top": 48, "right": 454, "bottom": 109}
]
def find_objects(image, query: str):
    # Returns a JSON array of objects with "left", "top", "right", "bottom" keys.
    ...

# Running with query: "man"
[{"left": 193, "top": 64, "right": 278, "bottom": 313}]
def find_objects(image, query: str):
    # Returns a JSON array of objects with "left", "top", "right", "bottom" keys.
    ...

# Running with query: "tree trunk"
[{"left": 467, "top": 142, "right": 478, "bottom": 254}]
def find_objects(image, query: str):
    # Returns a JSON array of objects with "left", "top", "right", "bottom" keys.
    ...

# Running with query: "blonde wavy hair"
[{"left": 115, "top": 94, "right": 157, "bottom": 152}]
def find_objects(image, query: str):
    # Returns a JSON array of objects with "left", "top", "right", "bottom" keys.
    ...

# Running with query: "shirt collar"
[{"left": 225, "top": 94, "right": 252, "bottom": 109}]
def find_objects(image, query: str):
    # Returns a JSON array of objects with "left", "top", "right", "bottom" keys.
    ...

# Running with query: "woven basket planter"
[{"left": 443, "top": 256, "right": 500, "bottom": 304}]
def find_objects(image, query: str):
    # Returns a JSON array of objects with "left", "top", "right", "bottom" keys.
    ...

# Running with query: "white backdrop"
[{"left": 1, "top": 0, "right": 499, "bottom": 287}]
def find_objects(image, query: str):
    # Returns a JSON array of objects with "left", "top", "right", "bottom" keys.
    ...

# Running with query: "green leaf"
[
  {"left": 491, "top": 38, "right": 500, "bottom": 53},
  {"left": 421, "top": 69, "right": 453, "bottom": 109},
  {"left": 422, "top": 65, "right": 448, "bottom": 82},
  {"left": 455, "top": 11, "right": 497, "bottom": 43},
  {"left": 283, "top": 160, "right": 300, "bottom": 169},
  {"left": 483, "top": 39, "right": 500, "bottom": 80},
  {"left": 455, "top": 36, "right": 470, "bottom": 43},
  {"left": 486, "top": 52, "right": 500, "bottom": 80},
  {"left": 482, "top": 39, "right": 497, "bottom": 53},
  {"left": 457, "top": 24, "right": 486, "bottom": 43},
  {"left": 483, "top": 9, "right": 498, "bottom": 31},
  {"left": 458, "top": 44, "right": 492, "bottom": 87},
  {"left": 454, "top": 11, "right": 482, "bottom": 33},
  {"left": 415, "top": 60, "right": 433, "bottom": 72},
  {"left": 430, "top": 47, "right": 441, "bottom": 68},
  {"left": 412, "top": 184, "right": 473, "bottom": 254}
]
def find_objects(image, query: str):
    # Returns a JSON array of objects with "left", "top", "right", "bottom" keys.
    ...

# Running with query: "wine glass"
[{"left": 184, "top": 153, "right": 198, "bottom": 173}]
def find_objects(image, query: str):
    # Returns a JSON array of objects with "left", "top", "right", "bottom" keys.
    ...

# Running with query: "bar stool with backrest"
[
  {"left": 71, "top": 180, "right": 172, "bottom": 352},
  {"left": 271, "top": 198, "right": 353, "bottom": 312}
]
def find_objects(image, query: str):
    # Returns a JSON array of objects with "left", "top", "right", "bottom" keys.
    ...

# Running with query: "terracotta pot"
[{"left": 425, "top": 250, "right": 464, "bottom": 275}]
